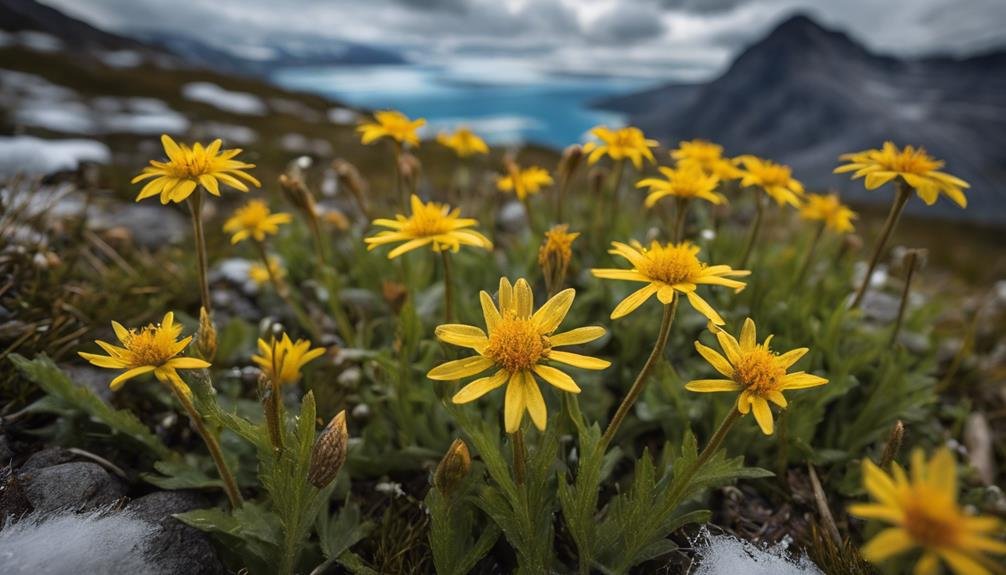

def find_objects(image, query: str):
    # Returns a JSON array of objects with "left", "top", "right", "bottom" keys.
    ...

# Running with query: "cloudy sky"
[{"left": 48, "top": 0, "right": 1006, "bottom": 79}]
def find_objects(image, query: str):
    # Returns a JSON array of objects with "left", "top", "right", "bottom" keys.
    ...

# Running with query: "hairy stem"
[
  {"left": 187, "top": 191, "right": 211, "bottom": 313},
  {"left": 795, "top": 221, "right": 826, "bottom": 286},
  {"left": 738, "top": 194, "right": 765, "bottom": 269},
  {"left": 850, "top": 181, "right": 910, "bottom": 309}
]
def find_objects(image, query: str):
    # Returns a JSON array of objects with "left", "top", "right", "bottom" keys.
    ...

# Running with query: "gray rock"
[
  {"left": 17, "top": 461, "right": 126, "bottom": 513},
  {"left": 127, "top": 491, "right": 225, "bottom": 575},
  {"left": 19, "top": 446, "right": 76, "bottom": 472}
]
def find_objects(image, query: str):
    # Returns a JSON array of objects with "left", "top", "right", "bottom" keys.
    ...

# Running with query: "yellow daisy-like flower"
[
  {"left": 497, "top": 165, "right": 553, "bottom": 201},
  {"left": 738, "top": 155, "right": 804, "bottom": 207},
  {"left": 357, "top": 110, "right": 426, "bottom": 148},
  {"left": 436, "top": 127, "right": 489, "bottom": 157},
  {"left": 591, "top": 241, "right": 749, "bottom": 322},
  {"left": 223, "top": 200, "right": 293, "bottom": 244},
  {"left": 834, "top": 141, "right": 970, "bottom": 208},
  {"left": 131, "top": 134, "right": 260, "bottom": 204},
  {"left": 685, "top": 318, "right": 827, "bottom": 435},
  {"left": 364, "top": 194, "right": 492, "bottom": 259},
  {"left": 538, "top": 225, "right": 580, "bottom": 270},
  {"left": 582, "top": 125, "right": 658, "bottom": 169},
  {"left": 78, "top": 312, "right": 210, "bottom": 391},
  {"left": 636, "top": 164, "right": 725, "bottom": 208},
  {"left": 249, "top": 257, "right": 284, "bottom": 286},
  {"left": 670, "top": 139, "right": 743, "bottom": 180},
  {"left": 252, "top": 333, "right": 325, "bottom": 386},
  {"left": 427, "top": 277, "right": 610, "bottom": 432},
  {"left": 849, "top": 448, "right": 1006, "bottom": 575},
  {"left": 800, "top": 193, "right": 857, "bottom": 233}
]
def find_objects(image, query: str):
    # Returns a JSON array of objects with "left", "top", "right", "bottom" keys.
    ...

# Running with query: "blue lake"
[{"left": 270, "top": 63, "right": 661, "bottom": 149}]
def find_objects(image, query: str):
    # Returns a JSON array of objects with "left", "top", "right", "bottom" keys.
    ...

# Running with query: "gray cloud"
[{"left": 589, "top": 4, "right": 666, "bottom": 44}]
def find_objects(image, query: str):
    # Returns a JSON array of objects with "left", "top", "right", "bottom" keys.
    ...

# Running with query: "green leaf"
[
  {"left": 175, "top": 502, "right": 281, "bottom": 572},
  {"left": 141, "top": 458, "right": 224, "bottom": 490},
  {"left": 10, "top": 354, "right": 173, "bottom": 459}
]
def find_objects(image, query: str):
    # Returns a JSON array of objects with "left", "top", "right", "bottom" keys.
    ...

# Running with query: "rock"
[
  {"left": 19, "top": 446, "right": 76, "bottom": 472},
  {"left": 17, "top": 461, "right": 125, "bottom": 513},
  {"left": 127, "top": 490, "right": 225, "bottom": 575},
  {"left": 964, "top": 413, "right": 995, "bottom": 485},
  {"left": 60, "top": 365, "right": 115, "bottom": 403}
]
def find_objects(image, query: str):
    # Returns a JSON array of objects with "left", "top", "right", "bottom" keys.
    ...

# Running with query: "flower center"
[
  {"left": 168, "top": 150, "right": 212, "bottom": 178},
  {"left": 485, "top": 316, "right": 549, "bottom": 373},
  {"left": 756, "top": 164, "right": 792, "bottom": 187},
  {"left": 885, "top": 149, "right": 940, "bottom": 175},
  {"left": 234, "top": 202, "right": 270, "bottom": 228},
  {"left": 732, "top": 348, "right": 785, "bottom": 395},
  {"left": 124, "top": 327, "right": 175, "bottom": 367},
  {"left": 639, "top": 244, "right": 703, "bottom": 285},
  {"left": 902, "top": 492, "right": 961, "bottom": 548},
  {"left": 403, "top": 204, "right": 453, "bottom": 237}
]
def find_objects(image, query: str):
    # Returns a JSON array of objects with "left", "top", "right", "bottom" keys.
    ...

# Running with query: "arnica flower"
[
  {"left": 364, "top": 194, "right": 492, "bottom": 259},
  {"left": 800, "top": 193, "right": 857, "bottom": 233},
  {"left": 834, "top": 141, "right": 969, "bottom": 208},
  {"left": 249, "top": 257, "right": 284, "bottom": 286},
  {"left": 78, "top": 312, "right": 209, "bottom": 391},
  {"left": 670, "top": 139, "right": 743, "bottom": 180},
  {"left": 685, "top": 318, "right": 827, "bottom": 435},
  {"left": 636, "top": 164, "right": 725, "bottom": 208},
  {"left": 252, "top": 333, "right": 325, "bottom": 386},
  {"left": 849, "top": 448, "right": 1006, "bottom": 574},
  {"left": 357, "top": 110, "right": 426, "bottom": 148},
  {"left": 738, "top": 155, "right": 804, "bottom": 207},
  {"left": 497, "top": 165, "right": 554, "bottom": 201},
  {"left": 223, "top": 199, "right": 293, "bottom": 244},
  {"left": 539, "top": 225, "right": 580, "bottom": 295},
  {"left": 437, "top": 127, "right": 489, "bottom": 157},
  {"left": 427, "top": 277, "right": 610, "bottom": 432},
  {"left": 591, "top": 241, "right": 749, "bottom": 322},
  {"left": 132, "top": 135, "right": 260, "bottom": 204},
  {"left": 583, "top": 126, "right": 658, "bottom": 169}
]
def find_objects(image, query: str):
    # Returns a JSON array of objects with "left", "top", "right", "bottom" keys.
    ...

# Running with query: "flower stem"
[
  {"left": 673, "top": 197, "right": 691, "bottom": 243},
  {"left": 599, "top": 299, "right": 677, "bottom": 451},
  {"left": 795, "top": 221, "right": 826, "bottom": 286},
  {"left": 170, "top": 377, "right": 243, "bottom": 509},
  {"left": 254, "top": 240, "right": 323, "bottom": 342},
  {"left": 556, "top": 173, "right": 572, "bottom": 222},
  {"left": 511, "top": 429, "right": 526, "bottom": 485},
  {"left": 850, "top": 181, "right": 910, "bottom": 309},
  {"left": 889, "top": 250, "right": 919, "bottom": 347},
  {"left": 392, "top": 140, "right": 406, "bottom": 211},
  {"left": 187, "top": 191, "right": 211, "bottom": 313},
  {"left": 441, "top": 249, "right": 454, "bottom": 324},
  {"left": 660, "top": 407, "right": 741, "bottom": 512},
  {"left": 608, "top": 159, "right": 626, "bottom": 232},
  {"left": 738, "top": 194, "right": 765, "bottom": 269}
]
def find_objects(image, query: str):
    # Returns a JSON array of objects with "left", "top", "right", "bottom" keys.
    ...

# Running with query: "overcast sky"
[{"left": 48, "top": 0, "right": 1006, "bottom": 79}]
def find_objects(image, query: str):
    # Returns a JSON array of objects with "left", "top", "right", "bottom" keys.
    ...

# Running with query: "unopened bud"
[
  {"left": 196, "top": 306, "right": 217, "bottom": 362},
  {"left": 588, "top": 167, "right": 608, "bottom": 197},
  {"left": 434, "top": 438, "right": 471, "bottom": 497},
  {"left": 308, "top": 410, "right": 348, "bottom": 488},
  {"left": 332, "top": 158, "right": 371, "bottom": 218},
  {"left": 398, "top": 153, "right": 422, "bottom": 189},
  {"left": 558, "top": 144, "right": 584, "bottom": 181},
  {"left": 381, "top": 280, "right": 408, "bottom": 315},
  {"left": 879, "top": 420, "right": 904, "bottom": 469}
]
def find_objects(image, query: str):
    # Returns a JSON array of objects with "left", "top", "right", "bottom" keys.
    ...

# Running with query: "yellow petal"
[
  {"left": 740, "top": 318, "right": 756, "bottom": 350},
  {"left": 514, "top": 278, "right": 533, "bottom": 319},
  {"left": 861, "top": 528, "right": 916, "bottom": 563},
  {"left": 503, "top": 372, "right": 526, "bottom": 433},
  {"left": 109, "top": 366, "right": 156, "bottom": 390},
  {"left": 427, "top": 356, "right": 494, "bottom": 380},
  {"left": 610, "top": 283, "right": 659, "bottom": 319},
  {"left": 549, "top": 326, "right": 605, "bottom": 347},
  {"left": 685, "top": 291, "right": 724, "bottom": 325},
  {"left": 533, "top": 364, "right": 581, "bottom": 393},
  {"left": 435, "top": 324, "right": 489, "bottom": 350},
  {"left": 694, "top": 342, "right": 733, "bottom": 377},
  {"left": 480, "top": 291, "right": 501, "bottom": 333},
  {"left": 750, "top": 397, "right": 774, "bottom": 435},
  {"left": 522, "top": 372, "right": 547, "bottom": 431},
  {"left": 532, "top": 288, "right": 574, "bottom": 334},
  {"left": 452, "top": 369, "right": 508, "bottom": 404},
  {"left": 684, "top": 379, "right": 740, "bottom": 392},
  {"left": 548, "top": 350, "right": 610, "bottom": 370},
  {"left": 165, "top": 357, "right": 212, "bottom": 370}
]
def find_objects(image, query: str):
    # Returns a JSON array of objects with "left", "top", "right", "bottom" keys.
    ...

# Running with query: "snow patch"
[
  {"left": 182, "top": 82, "right": 267, "bottom": 115},
  {"left": 691, "top": 529, "right": 823, "bottom": 575},
  {"left": 98, "top": 50, "right": 143, "bottom": 69},
  {"left": 327, "top": 107, "right": 359, "bottom": 124},
  {"left": 0, "top": 509, "right": 160, "bottom": 575},
  {"left": 0, "top": 136, "right": 110, "bottom": 177}
]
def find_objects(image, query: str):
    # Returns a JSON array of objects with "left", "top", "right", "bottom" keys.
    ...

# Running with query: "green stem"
[
  {"left": 889, "top": 250, "right": 919, "bottom": 347},
  {"left": 441, "top": 250, "right": 454, "bottom": 324},
  {"left": 850, "top": 181, "right": 911, "bottom": 309},
  {"left": 556, "top": 174, "right": 572, "bottom": 222},
  {"left": 255, "top": 241, "right": 323, "bottom": 342},
  {"left": 392, "top": 140, "right": 405, "bottom": 211},
  {"left": 660, "top": 407, "right": 741, "bottom": 512},
  {"left": 599, "top": 299, "right": 677, "bottom": 451},
  {"left": 187, "top": 191, "right": 211, "bottom": 313},
  {"left": 608, "top": 159, "right": 626, "bottom": 232},
  {"left": 738, "top": 194, "right": 765, "bottom": 269},
  {"left": 171, "top": 378, "right": 243, "bottom": 509},
  {"left": 673, "top": 197, "right": 691, "bottom": 243},
  {"left": 795, "top": 221, "right": 826, "bottom": 286}
]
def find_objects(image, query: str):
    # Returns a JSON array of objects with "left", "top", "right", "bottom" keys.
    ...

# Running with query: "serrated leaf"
[{"left": 141, "top": 458, "right": 224, "bottom": 490}]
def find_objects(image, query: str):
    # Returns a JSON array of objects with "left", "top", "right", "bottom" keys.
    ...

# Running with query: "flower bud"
[
  {"left": 332, "top": 158, "right": 371, "bottom": 219},
  {"left": 196, "top": 306, "right": 217, "bottom": 362},
  {"left": 558, "top": 144, "right": 584, "bottom": 181},
  {"left": 434, "top": 438, "right": 471, "bottom": 497},
  {"left": 381, "top": 280, "right": 408, "bottom": 315},
  {"left": 308, "top": 410, "right": 348, "bottom": 489}
]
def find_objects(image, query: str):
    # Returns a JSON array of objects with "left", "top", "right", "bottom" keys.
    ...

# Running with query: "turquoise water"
[{"left": 270, "top": 63, "right": 659, "bottom": 149}]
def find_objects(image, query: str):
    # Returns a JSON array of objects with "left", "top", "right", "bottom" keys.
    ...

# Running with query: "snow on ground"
[
  {"left": 191, "top": 122, "right": 258, "bottom": 145},
  {"left": 328, "top": 107, "right": 359, "bottom": 124},
  {"left": 97, "top": 50, "right": 143, "bottom": 69},
  {"left": 182, "top": 82, "right": 267, "bottom": 115},
  {"left": 690, "top": 529, "right": 823, "bottom": 575},
  {"left": 0, "top": 136, "right": 110, "bottom": 177},
  {"left": 0, "top": 30, "right": 64, "bottom": 52}
]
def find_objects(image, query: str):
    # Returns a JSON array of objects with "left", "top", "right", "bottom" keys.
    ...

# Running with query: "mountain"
[
  {"left": 0, "top": 0, "right": 153, "bottom": 53},
  {"left": 598, "top": 14, "right": 1006, "bottom": 224}
]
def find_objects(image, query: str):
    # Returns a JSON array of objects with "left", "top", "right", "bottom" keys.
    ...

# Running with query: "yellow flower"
[
  {"left": 834, "top": 141, "right": 969, "bottom": 208},
  {"left": 364, "top": 194, "right": 492, "bottom": 259},
  {"left": 670, "top": 139, "right": 743, "bottom": 180},
  {"left": 497, "top": 165, "right": 553, "bottom": 201},
  {"left": 249, "top": 257, "right": 284, "bottom": 286},
  {"left": 357, "top": 110, "right": 426, "bottom": 147},
  {"left": 591, "top": 241, "right": 749, "bottom": 322},
  {"left": 738, "top": 155, "right": 804, "bottom": 207},
  {"left": 849, "top": 448, "right": 1006, "bottom": 574},
  {"left": 427, "top": 277, "right": 610, "bottom": 432},
  {"left": 252, "top": 333, "right": 325, "bottom": 386},
  {"left": 78, "top": 312, "right": 210, "bottom": 390},
  {"left": 800, "top": 193, "right": 857, "bottom": 233},
  {"left": 582, "top": 125, "right": 658, "bottom": 169},
  {"left": 437, "top": 127, "right": 489, "bottom": 157},
  {"left": 131, "top": 134, "right": 260, "bottom": 204},
  {"left": 538, "top": 225, "right": 579, "bottom": 270},
  {"left": 685, "top": 318, "right": 827, "bottom": 434},
  {"left": 223, "top": 200, "right": 293, "bottom": 244},
  {"left": 636, "top": 164, "right": 725, "bottom": 208}
]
